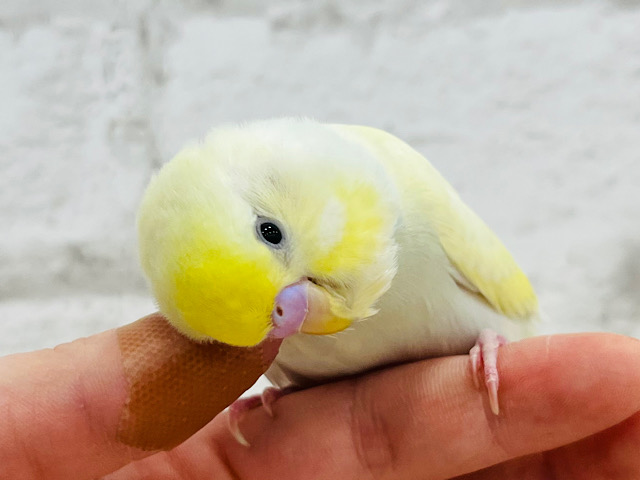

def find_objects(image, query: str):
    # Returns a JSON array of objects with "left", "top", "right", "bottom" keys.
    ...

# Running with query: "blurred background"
[{"left": 1, "top": 0, "right": 640, "bottom": 356}]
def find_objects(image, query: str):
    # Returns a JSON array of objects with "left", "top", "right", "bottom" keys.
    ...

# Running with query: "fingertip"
[
  {"left": 0, "top": 313, "right": 281, "bottom": 480},
  {"left": 0, "top": 329, "right": 147, "bottom": 480},
  {"left": 499, "top": 333, "right": 640, "bottom": 420}
]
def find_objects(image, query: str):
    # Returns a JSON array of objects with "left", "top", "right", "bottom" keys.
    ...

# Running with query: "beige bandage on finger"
[{"left": 116, "top": 313, "right": 281, "bottom": 451}]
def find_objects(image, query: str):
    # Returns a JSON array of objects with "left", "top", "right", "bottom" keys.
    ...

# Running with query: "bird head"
[{"left": 137, "top": 119, "right": 399, "bottom": 347}]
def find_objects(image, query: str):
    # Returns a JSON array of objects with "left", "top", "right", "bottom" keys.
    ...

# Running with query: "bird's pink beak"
[{"left": 269, "top": 280, "right": 350, "bottom": 338}]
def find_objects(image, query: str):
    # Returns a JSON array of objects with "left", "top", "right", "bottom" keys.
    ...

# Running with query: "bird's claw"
[
  {"left": 228, "top": 396, "right": 262, "bottom": 446},
  {"left": 487, "top": 380, "right": 500, "bottom": 415},
  {"left": 227, "top": 387, "right": 289, "bottom": 446},
  {"left": 469, "top": 329, "right": 507, "bottom": 415}
]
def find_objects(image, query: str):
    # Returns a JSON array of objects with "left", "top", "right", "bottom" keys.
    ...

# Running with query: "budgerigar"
[{"left": 137, "top": 118, "right": 538, "bottom": 444}]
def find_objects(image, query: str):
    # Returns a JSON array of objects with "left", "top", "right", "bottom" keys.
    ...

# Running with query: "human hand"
[{"left": 1, "top": 329, "right": 638, "bottom": 479}]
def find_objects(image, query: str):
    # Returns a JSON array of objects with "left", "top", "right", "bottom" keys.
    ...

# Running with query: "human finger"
[
  {"left": 456, "top": 411, "right": 640, "bottom": 479},
  {"left": 0, "top": 313, "right": 277, "bottom": 480},
  {"left": 107, "top": 333, "right": 640, "bottom": 480}
]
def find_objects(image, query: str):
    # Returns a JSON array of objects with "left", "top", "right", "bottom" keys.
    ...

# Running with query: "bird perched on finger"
[{"left": 137, "top": 118, "right": 538, "bottom": 443}]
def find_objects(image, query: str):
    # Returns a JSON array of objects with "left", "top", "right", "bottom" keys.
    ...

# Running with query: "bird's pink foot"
[
  {"left": 469, "top": 329, "right": 507, "bottom": 415},
  {"left": 228, "top": 386, "right": 290, "bottom": 446}
]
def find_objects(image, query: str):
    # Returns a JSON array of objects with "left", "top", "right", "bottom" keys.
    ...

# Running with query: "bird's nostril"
[{"left": 276, "top": 306, "right": 284, "bottom": 317}]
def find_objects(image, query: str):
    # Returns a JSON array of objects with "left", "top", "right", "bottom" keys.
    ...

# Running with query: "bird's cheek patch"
[{"left": 115, "top": 313, "right": 281, "bottom": 451}]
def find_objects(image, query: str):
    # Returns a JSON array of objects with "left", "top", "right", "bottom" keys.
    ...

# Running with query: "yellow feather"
[
  {"left": 173, "top": 242, "right": 280, "bottom": 346},
  {"left": 138, "top": 143, "right": 288, "bottom": 346},
  {"left": 332, "top": 124, "right": 538, "bottom": 321},
  {"left": 311, "top": 181, "right": 388, "bottom": 275}
]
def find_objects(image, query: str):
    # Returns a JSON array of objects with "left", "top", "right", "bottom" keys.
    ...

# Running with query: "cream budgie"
[{"left": 137, "top": 118, "right": 538, "bottom": 442}]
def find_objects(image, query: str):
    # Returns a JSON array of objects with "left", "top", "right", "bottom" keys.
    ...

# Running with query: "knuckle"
[{"left": 348, "top": 380, "right": 398, "bottom": 480}]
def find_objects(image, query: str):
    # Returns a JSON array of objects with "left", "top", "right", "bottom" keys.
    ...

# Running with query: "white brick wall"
[{"left": 2, "top": 0, "right": 640, "bottom": 353}]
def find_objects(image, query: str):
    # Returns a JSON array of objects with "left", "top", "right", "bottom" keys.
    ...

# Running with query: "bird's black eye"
[{"left": 258, "top": 220, "right": 283, "bottom": 246}]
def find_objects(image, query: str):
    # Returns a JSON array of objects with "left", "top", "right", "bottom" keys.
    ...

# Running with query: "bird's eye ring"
[{"left": 256, "top": 217, "right": 285, "bottom": 248}]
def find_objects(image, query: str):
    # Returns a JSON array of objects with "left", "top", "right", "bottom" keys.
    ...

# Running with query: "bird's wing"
[
  {"left": 433, "top": 184, "right": 538, "bottom": 320},
  {"left": 331, "top": 124, "right": 538, "bottom": 322}
]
